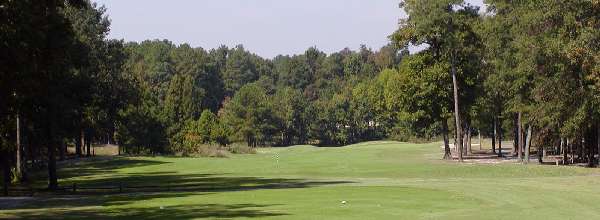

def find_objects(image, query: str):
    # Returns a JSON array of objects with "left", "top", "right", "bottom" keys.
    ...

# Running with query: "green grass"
[{"left": 3, "top": 141, "right": 600, "bottom": 219}]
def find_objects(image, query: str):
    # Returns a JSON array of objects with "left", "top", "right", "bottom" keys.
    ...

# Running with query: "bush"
[
  {"left": 194, "top": 145, "right": 228, "bottom": 158},
  {"left": 211, "top": 122, "right": 232, "bottom": 147},
  {"left": 229, "top": 144, "right": 256, "bottom": 154}
]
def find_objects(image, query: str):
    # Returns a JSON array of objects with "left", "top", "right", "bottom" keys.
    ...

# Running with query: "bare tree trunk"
[
  {"left": 85, "top": 130, "right": 91, "bottom": 157},
  {"left": 492, "top": 117, "right": 497, "bottom": 154},
  {"left": 2, "top": 157, "right": 8, "bottom": 196},
  {"left": 557, "top": 137, "right": 561, "bottom": 156},
  {"left": 498, "top": 120, "right": 503, "bottom": 157},
  {"left": 579, "top": 138, "right": 584, "bottom": 163},
  {"left": 597, "top": 127, "right": 600, "bottom": 167},
  {"left": 467, "top": 126, "right": 472, "bottom": 154},
  {"left": 538, "top": 145, "right": 544, "bottom": 164},
  {"left": 561, "top": 138, "right": 566, "bottom": 164},
  {"left": 15, "top": 112, "right": 21, "bottom": 181},
  {"left": 570, "top": 139, "right": 575, "bottom": 164},
  {"left": 524, "top": 125, "right": 532, "bottom": 164},
  {"left": 588, "top": 135, "right": 594, "bottom": 167},
  {"left": 478, "top": 129, "right": 482, "bottom": 151},
  {"left": 452, "top": 60, "right": 463, "bottom": 162},
  {"left": 513, "top": 114, "right": 519, "bottom": 156},
  {"left": 0, "top": 154, "right": 10, "bottom": 196},
  {"left": 517, "top": 112, "right": 523, "bottom": 162},
  {"left": 77, "top": 128, "right": 84, "bottom": 157},
  {"left": 463, "top": 132, "right": 468, "bottom": 157},
  {"left": 59, "top": 139, "right": 65, "bottom": 161},
  {"left": 47, "top": 128, "right": 58, "bottom": 190},
  {"left": 442, "top": 120, "right": 451, "bottom": 159}
]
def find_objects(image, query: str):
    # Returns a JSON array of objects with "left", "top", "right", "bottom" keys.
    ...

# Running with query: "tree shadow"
[
  {"left": 3, "top": 157, "right": 353, "bottom": 219},
  {"left": 59, "top": 157, "right": 171, "bottom": 179},
  {"left": 24, "top": 157, "right": 171, "bottom": 188},
  {"left": 3, "top": 202, "right": 288, "bottom": 219},
  {"left": 58, "top": 172, "right": 352, "bottom": 192}
]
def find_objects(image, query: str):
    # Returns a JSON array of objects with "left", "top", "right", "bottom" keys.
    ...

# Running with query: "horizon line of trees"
[
  {"left": 1, "top": 0, "right": 410, "bottom": 191},
  {"left": 2, "top": 0, "right": 600, "bottom": 192}
]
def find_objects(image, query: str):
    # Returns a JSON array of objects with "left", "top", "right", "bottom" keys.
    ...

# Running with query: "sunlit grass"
[{"left": 3, "top": 141, "right": 600, "bottom": 219}]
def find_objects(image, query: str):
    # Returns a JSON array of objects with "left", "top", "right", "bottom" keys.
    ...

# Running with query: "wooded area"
[{"left": 1, "top": 0, "right": 600, "bottom": 193}]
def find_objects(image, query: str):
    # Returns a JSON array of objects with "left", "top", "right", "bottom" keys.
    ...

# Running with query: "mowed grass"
[{"left": 3, "top": 141, "right": 600, "bottom": 219}]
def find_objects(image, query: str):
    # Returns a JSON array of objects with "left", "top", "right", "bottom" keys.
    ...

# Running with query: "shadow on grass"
[
  {"left": 58, "top": 157, "right": 171, "bottom": 180},
  {"left": 3, "top": 202, "right": 288, "bottom": 220},
  {"left": 3, "top": 157, "right": 352, "bottom": 219},
  {"left": 25, "top": 157, "right": 170, "bottom": 188}
]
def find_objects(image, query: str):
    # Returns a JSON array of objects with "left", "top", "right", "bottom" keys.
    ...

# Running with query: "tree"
[
  {"left": 272, "top": 87, "right": 311, "bottom": 145},
  {"left": 221, "top": 83, "right": 277, "bottom": 147},
  {"left": 393, "top": 0, "right": 482, "bottom": 160},
  {"left": 222, "top": 45, "right": 260, "bottom": 97},
  {"left": 396, "top": 54, "right": 454, "bottom": 158},
  {"left": 197, "top": 110, "right": 217, "bottom": 144},
  {"left": 211, "top": 120, "right": 232, "bottom": 147}
]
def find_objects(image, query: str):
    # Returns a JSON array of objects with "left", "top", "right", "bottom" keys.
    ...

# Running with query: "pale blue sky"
[{"left": 94, "top": 0, "right": 484, "bottom": 58}]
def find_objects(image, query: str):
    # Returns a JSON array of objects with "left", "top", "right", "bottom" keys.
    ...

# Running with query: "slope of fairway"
[{"left": 2, "top": 141, "right": 600, "bottom": 219}]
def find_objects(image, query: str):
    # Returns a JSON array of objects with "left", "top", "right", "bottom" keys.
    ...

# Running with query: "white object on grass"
[{"left": 341, "top": 201, "right": 347, "bottom": 204}]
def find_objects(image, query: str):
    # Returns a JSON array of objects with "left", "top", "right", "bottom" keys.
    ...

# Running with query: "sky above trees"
[{"left": 93, "top": 0, "right": 484, "bottom": 58}]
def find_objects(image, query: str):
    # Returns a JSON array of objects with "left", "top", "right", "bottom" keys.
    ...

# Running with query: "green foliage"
[
  {"left": 211, "top": 120, "right": 232, "bottom": 147},
  {"left": 222, "top": 45, "right": 262, "bottom": 96},
  {"left": 272, "top": 87, "right": 311, "bottom": 145},
  {"left": 6, "top": 0, "right": 599, "bottom": 170},
  {"left": 221, "top": 83, "right": 277, "bottom": 147},
  {"left": 197, "top": 110, "right": 217, "bottom": 144}
]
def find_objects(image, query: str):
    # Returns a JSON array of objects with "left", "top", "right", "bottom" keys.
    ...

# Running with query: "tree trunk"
[
  {"left": 492, "top": 123, "right": 496, "bottom": 154},
  {"left": 77, "top": 128, "right": 83, "bottom": 157},
  {"left": 570, "top": 139, "right": 574, "bottom": 164},
  {"left": 498, "top": 121, "right": 503, "bottom": 157},
  {"left": 579, "top": 138, "right": 584, "bottom": 163},
  {"left": 557, "top": 138, "right": 560, "bottom": 156},
  {"left": 47, "top": 128, "right": 58, "bottom": 190},
  {"left": 597, "top": 127, "right": 600, "bottom": 167},
  {"left": 517, "top": 112, "right": 523, "bottom": 161},
  {"left": 85, "top": 130, "right": 91, "bottom": 157},
  {"left": 15, "top": 112, "right": 21, "bottom": 182},
  {"left": 2, "top": 154, "right": 9, "bottom": 196},
  {"left": 561, "top": 138, "right": 567, "bottom": 164},
  {"left": 442, "top": 120, "right": 451, "bottom": 159},
  {"left": 59, "top": 139, "right": 65, "bottom": 161},
  {"left": 451, "top": 56, "right": 463, "bottom": 162},
  {"left": 467, "top": 126, "right": 472, "bottom": 154},
  {"left": 588, "top": 135, "right": 594, "bottom": 167},
  {"left": 75, "top": 137, "right": 81, "bottom": 157},
  {"left": 524, "top": 125, "right": 532, "bottom": 164},
  {"left": 538, "top": 145, "right": 544, "bottom": 164},
  {"left": 513, "top": 115, "right": 518, "bottom": 156},
  {"left": 463, "top": 132, "right": 468, "bottom": 156},
  {"left": 48, "top": 144, "right": 58, "bottom": 190},
  {"left": 478, "top": 129, "right": 482, "bottom": 151}
]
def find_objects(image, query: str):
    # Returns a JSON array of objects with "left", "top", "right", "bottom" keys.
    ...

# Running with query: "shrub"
[{"left": 229, "top": 144, "right": 256, "bottom": 154}]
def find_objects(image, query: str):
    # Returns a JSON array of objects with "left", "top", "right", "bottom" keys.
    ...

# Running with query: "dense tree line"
[
  {"left": 1, "top": 0, "right": 134, "bottom": 190},
  {"left": 393, "top": 0, "right": 600, "bottom": 166},
  {"left": 2, "top": 0, "right": 600, "bottom": 192},
  {"left": 1, "top": 0, "right": 407, "bottom": 190},
  {"left": 118, "top": 42, "right": 408, "bottom": 153}
]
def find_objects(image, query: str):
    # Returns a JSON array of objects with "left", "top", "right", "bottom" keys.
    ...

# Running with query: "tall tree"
[{"left": 393, "top": 0, "right": 482, "bottom": 161}]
